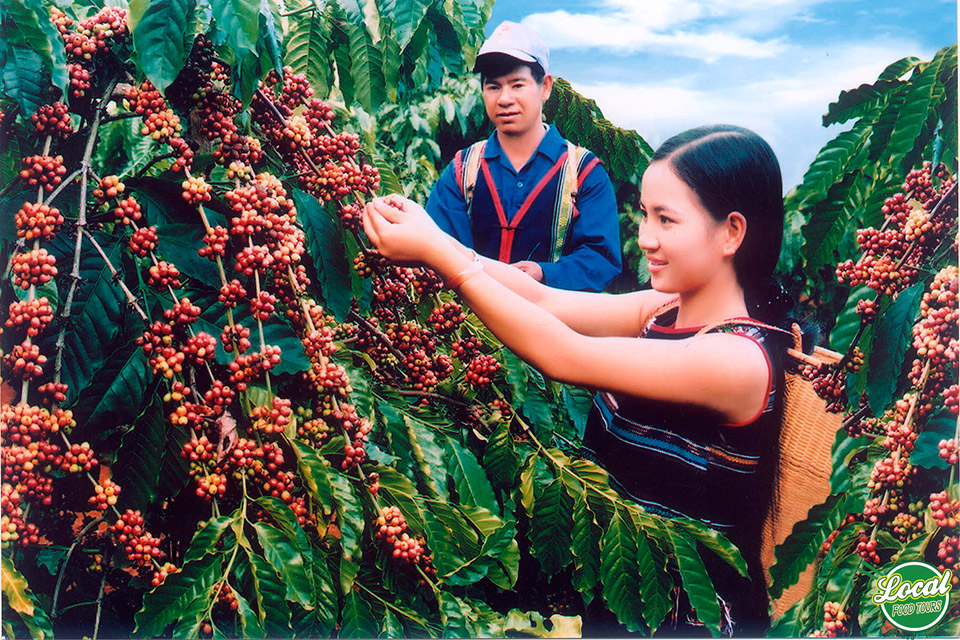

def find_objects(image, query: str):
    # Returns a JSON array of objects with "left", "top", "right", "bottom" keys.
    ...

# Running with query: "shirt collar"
[{"left": 483, "top": 124, "right": 566, "bottom": 164}]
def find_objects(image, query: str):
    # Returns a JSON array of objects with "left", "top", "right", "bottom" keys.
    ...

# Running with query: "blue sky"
[{"left": 487, "top": 0, "right": 958, "bottom": 190}]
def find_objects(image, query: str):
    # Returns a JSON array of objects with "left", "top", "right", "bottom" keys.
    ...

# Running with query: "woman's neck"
[{"left": 673, "top": 272, "right": 748, "bottom": 328}]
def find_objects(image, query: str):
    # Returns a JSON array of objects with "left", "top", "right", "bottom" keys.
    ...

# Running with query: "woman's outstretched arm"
[
  {"left": 373, "top": 198, "right": 676, "bottom": 338},
  {"left": 364, "top": 198, "right": 771, "bottom": 424}
]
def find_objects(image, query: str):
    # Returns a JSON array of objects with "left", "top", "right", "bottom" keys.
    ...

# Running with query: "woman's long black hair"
[{"left": 651, "top": 125, "right": 795, "bottom": 327}]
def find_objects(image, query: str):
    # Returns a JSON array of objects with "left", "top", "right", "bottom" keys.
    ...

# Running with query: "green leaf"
[
  {"left": 340, "top": 590, "right": 377, "bottom": 638},
  {"left": 886, "top": 46, "right": 956, "bottom": 166},
  {"left": 1, "top": 556, "right": 54, "bottom": 640},
  {"left": 796, "top": 123, "right": 871, "bottom": 207},
  {"left": 766, "top": 598, "right": 806, "bottom": 637},
  {"left": 182, "top": 514, "right": 238, "bottom": 565},
  {"left": 328, "top": 470, "right": 364, "bottom": 565},
  {"left": 38, "top": 237, "right": 126, "bottom": 406},
  {"left": 570, "top": 490, "right": 601, "bottom": 597},
  {"left": 668, "top": 529, "right": 722, "bottom": 637},
  {"left": 401, "top": 412, "right": 449, "bottom": 500},
  {"left": 829, "top": 286, "right": 873, "bottom": 352},
  {"left": 483, "top": 420, "right": 520, "bottom": 489},
  {"left": 562, "top": 386, "right": 593, "bottom": 438},
  {"left": 293, "top": 188, "right": 353, "bottom": 320},
  {"left": 211, "top": 0, "right": 259, "bottom": 56},
  {"left": 911, "top": 413, "right": 958, "bottom": 470},
  {"left": 879, "top": 56, "right": 924, "bottom": 81},
  {"left": 671, "top": 519, "right": 749, "bottom": 579},
  {"left": 343, "top": 21, "right": 384, "bottom": 111},
  {"left": 423, "top": 502, "right": 482, "bottom": 582},
  {"left": 155, "top": 223, "right": 221, "bottom": 285},
  {"left": 285, "top": 7, "right": 333, "bottom": 96},
  {"left": 374, "top": 465, "right": 427, "bottom": 533},
  {"left": 801, "top": 170, "right": 868, "bottom": 276},
  {"left": 129, "top": 0, "right": 196, "bottom": 92},
  {"left": 501, "top": 348, "right": 529, "bottom": 404},
  {"left": 598, "top": 510, "right": 645, "bottom": 632},
  {"left": 521, "top": 382, "right": 556, "bottom": 441},
  {"left": 446, "top": 438, "right": 497, "bottom": 510},
  {"left": 5, "top": 0, "right": 67, "bottom": 93},
  {"left": 253, "top": 522, "right": 313, "bottom": 607},
  {"left": 378, "top": 400, "right": 418, "bottom": 480},
  {"left": 1, "top": 557, "right": 35, "bottom": 617},
  {"left": 135, "top": 553, "right": 222, "bottom": 636},
  {"left": 379, "top": 0, "right": 431, "bottom": 50},
  {"left": 822, "top": 78, "right": 901, "bottom": 127},
  {"left": 519, "top": 453, "right": 553, "bottom": 515},
  {"left": 34, "top": 546, "right": 68, "bottom": 577},
  {"left": 257, "top": 0, "right": 284, "bottom": 76},
  {"left": 636, "top": 527, "right": 672, "bottom": 632},
  {"left": 867, "top": 282, "right": 923, "bottom": 414},
  {"left": 529, "top": 478, "right": 574, "bottom": 576},
  {"left": 231, "top": 586, "right": 267, "bottom": 638},
  {"left": 381, "top": 608, "right": 404, "bottom": 637},
  {"left": 111, "top": 398, "right": 168, "bottom": 511},
  {"left": 241, "top": 543, "right": 293, "bottom": 635},
  {"left": 74, "top": 346, "right": 152, "bottom": 431},
  {"left": 768, "top": 493, "right": 848, "bottom": 599},
  {"left": 290, "top": 440, "right": 335, "bottom": 515},
  {"left": 858, "top": 584, "right": 885, "bottom": 637},
  {"left": 2, "top": 45, "right": 49, "bottom": 119}
]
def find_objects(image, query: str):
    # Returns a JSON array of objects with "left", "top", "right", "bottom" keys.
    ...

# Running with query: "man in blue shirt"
[{"left": 425, "top": 22, "right": 621, "bottom": 292}]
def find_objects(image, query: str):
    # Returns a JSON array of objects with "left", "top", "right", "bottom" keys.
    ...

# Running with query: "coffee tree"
[{"left": 767, "top": 47, "right": 959, "bottom": 637}]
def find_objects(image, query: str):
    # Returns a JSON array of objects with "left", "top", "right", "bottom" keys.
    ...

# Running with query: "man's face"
[{"left": 482, "top": 65, "right": 553, "bottom": 137}]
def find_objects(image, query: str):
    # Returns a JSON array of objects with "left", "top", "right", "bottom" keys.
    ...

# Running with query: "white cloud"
[
  {"left": 520, "top": 0, "right": 828, "bottom": 61},
  {"left": 567, "top": 39, "right": 936, "bottom": 187}
]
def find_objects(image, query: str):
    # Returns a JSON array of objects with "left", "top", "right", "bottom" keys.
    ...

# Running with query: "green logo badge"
[{"left": 873, "top": 561, "right": 952, "bottom": 632}]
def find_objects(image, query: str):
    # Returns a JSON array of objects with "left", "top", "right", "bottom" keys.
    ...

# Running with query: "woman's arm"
[
  {"left": 379, "top": 198, "right": 676, "bottom": 338},
  {"left": 364, "top": 199, "right": 771, "bottom": 424}
]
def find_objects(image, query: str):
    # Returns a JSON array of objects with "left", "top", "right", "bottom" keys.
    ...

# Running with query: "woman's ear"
[{"left": 722, "top": 212, "right": 747, "bottom": 257}]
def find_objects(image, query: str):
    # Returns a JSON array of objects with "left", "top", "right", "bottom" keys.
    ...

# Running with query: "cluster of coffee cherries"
[
  {"left": 108, "top": 509, "right": 167, "bottom": 575},
  {"left": 936, "top": 536, "right": 959, "bottom": 586},
  {"left": 373, "top": 506, "right": 436, "bottom": 581},
  {"left": 20, "top": 155, "right": 67, "bottom": 193},
  {"left": 801, "top": 362, "right": 847, "bottom": 413},
  {"left": 50, "top": 6, "right": 130, "bottom": 108},
  {"left": 836, "top": 163, "right": 955, "bottom": 296},
  {"left": 124, "top": 79, "right": 194, "bottom": 171},
  {"left": 810, "top": 602, "right": 849, "bottom": 637},
  {"left": 30, "top": 102, "right": 73, "bottom": 140},
  {"left": 465, "top": 354, "right": 501, "bottom": 389},
  {"left": 251, "top": 68, "right": 380, "bottom": 206}
]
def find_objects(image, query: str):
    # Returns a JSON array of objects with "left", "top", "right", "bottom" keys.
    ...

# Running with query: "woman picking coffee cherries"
[{"left": 363, "top": 125, "right": 795, "bottom": 633}]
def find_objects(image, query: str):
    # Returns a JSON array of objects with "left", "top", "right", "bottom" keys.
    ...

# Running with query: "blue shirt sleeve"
[
  {"left": 425, "top": 161, "right": 474, "bottom": 249},
  {"left": 536, "top": 160, "right": 622, "bottom": 292}
]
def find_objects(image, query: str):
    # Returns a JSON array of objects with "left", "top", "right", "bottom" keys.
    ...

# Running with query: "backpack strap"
[
  {"left": 550, "top": 142, "right": 585, "bottom": 261},
  {"left": 457, "top": 140, "right": 487, "bottom": 220},
  {"left": 550, "top": 144, "right": 603, "bottom": 261}
]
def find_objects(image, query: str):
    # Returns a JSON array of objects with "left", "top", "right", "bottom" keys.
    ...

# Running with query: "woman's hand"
[{"left": 362, "top": 196, "right": 451, "bottom": 267}]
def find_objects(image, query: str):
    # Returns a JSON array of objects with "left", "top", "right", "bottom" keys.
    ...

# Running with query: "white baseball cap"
[{"left": 474, "top": 21, "right": 550, "bottom": 75}]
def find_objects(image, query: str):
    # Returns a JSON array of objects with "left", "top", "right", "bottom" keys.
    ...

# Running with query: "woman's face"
[{"left": 637, "top": 161, "right": 732, "bottom": 295}]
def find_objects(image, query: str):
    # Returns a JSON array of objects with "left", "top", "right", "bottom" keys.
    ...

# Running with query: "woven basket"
[{"left": 760, "top": 324, "right": 844, "bottom": 618}]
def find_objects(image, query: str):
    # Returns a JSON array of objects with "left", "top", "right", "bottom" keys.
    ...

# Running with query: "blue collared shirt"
[{"left": 426, "top": 125, "right": 622, "bottom": 292}]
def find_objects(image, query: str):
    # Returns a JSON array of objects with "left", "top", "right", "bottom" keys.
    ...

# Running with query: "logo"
[{"left": 872, "top": 561, "right": 952, "bottom": 632}]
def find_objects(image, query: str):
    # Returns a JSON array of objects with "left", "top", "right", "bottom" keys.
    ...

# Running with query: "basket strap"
[
  {"left": 694, "top": 317, "right": 794, "bottom": 338},
  {"left": 639, "top": 297, "right": 680, "bottom": 336}
]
